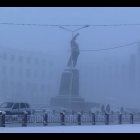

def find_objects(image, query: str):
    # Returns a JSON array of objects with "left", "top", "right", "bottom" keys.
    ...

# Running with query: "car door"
[
  {"left": 20, "top": 103, "right": 26, "bottom": 114},
  {"left": 12, "top": 103, "right": 19, "bottom": 115}
]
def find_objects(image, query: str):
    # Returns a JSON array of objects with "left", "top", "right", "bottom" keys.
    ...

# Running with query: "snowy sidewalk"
[{"left": 0, "top": 124, "right": 140, "bottom": 133}]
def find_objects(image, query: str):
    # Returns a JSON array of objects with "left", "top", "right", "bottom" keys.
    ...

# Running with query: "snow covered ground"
[{"left": 0, "top": 124, "right": 140, "bottom": 133}]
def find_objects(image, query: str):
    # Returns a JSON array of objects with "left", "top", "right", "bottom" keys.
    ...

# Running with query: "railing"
[{"left": 0, "top": 112, "right": 137, "bottom": 127}]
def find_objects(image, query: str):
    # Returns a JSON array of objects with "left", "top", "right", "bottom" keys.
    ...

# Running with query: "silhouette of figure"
[{"left": 67, "top": 33, "right": 80, "bottom": 67}]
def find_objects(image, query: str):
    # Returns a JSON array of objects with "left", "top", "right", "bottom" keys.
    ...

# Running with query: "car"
[{"left": 0, "top": 102, "right": 32, "bottom": 115}]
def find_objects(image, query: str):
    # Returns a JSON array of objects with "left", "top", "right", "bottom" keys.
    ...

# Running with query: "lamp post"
[{"left": 59, "top": 25, "right": 90, "bottom": 110}]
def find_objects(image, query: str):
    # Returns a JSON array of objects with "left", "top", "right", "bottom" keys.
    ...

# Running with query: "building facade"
[
  {"left": 0, "top": 46, "right": 55, "bottom": 105},
  {"left": 78, "top": 44, "right": 140, "bottom": 108}
]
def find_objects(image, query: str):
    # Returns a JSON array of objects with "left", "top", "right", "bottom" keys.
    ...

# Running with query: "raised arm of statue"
[
  {"left": 68, "top": 33, "right": 80, "bottom": 68},
  {"left": 72, "top": 33, "right": 79, "bottom": 41},
  {"left": 71, "top": 33, "right": 80, "bottom": 47}
]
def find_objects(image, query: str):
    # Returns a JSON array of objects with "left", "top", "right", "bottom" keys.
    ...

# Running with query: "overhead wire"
[
  {"left": 0, "top": 22, "right": 140, "bottom": 52},
  {"left": 1, "top": 22, "right": 140, "bottom": 27},
  {"left": 80, "top": 41, "right": 140, "bottom": 52}
]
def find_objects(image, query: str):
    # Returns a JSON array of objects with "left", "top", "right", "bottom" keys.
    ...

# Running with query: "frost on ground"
[{"left": 0, "top": 124, "right": 140, "bottom": 133}]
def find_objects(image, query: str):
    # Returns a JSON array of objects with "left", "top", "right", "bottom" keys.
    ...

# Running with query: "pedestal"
[
  {"left": 50, "top": 96, "right": 85, "bottom": 111},
  {"left": 59, "top": 68, "right": 79, "bottom": 96},
  {"left": 50, "top": 68, "right": 86, "bottom": 111}
]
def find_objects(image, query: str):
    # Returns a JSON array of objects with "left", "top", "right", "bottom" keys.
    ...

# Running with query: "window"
[
  {"left": 2, "top": 65, "right": 6, "bottom": 75},
  {"left": 49, "top": 71, "right": 52, "bottom": 80},
  {"left": 41, "top": 70, "right": 46, "bottom": 79},
  {"left": 41, "top": 84, "right": 45, "bottom": 92},
  {"left": 27, "top": 57, "right": 31, "bottom": 64},
  {"left": 42, "top": 59, "right": 47, "bottom": 65},
  {"left": 18, "top": 67, "right": 23, "bottom": 76},
  {"left": 26, "top": 82, "right": 31, "bottom": 90},
  {"left": 1, "top": 80, "right": 7, "bottom": 88},
  {"left": 34, "top": 70, "right": 38, "bottom": 78},
  {"left": 10, "top": 54, "right": 15, "bottom": 61},
  {"left": 26, "top": 69, "right": 31, "bottom": 77},
  {"left": 20, "top": 103, "right": 26, "bottom": 108},
  {"left": 19, "top": 56, "right": 23, "bottom": 63},
  {"left": 0, "top": 102, "right": 14, "bottom": 108},
  {"left": 13, "top": 103, "right": 19, "bottom": 109},
  {"left": 26, "top": 103, "right": 30, "bottom": 108},
  {"left": 10, "top": 66, "right": 15, "bottom": 76},
  {"left": 35, "top": 58, "right": 39, "bottom": 64},
  {"left": 49, "top": 61, "right": 53, "bottom": 67},
  {"left": 17, "top": 82, "right": 22, "bottom": 87},
  {"left": 2, "top": 53, "right": 7, "bottom": 60}
]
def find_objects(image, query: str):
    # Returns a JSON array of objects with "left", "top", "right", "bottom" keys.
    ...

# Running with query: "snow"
[{"left": 0, "top": 124, "right": 140, "bottom": 133}]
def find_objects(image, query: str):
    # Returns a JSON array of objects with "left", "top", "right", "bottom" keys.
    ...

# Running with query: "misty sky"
[
  {"left": 0, "top": 7, "right": 140, "bottom": 52},
  {"left": 0, "top": 7, "right": 140, "bottom": 109}
]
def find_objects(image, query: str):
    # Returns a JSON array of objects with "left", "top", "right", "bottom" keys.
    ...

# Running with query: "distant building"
[
  {"left": 129, "top": 54, "right": 136, "bottom": 82},
  {"left": 0, "top": 46, "right": 54, "bottom": 105}
]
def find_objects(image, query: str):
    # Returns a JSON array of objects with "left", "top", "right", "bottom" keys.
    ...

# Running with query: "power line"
[
  {"left": 1, "top": 22, "right": 140, "bottom": 52},
  {"left": 0, "top": 23, "right": 59, "bottom": 27},
  {"left": 1, "top": 22, "right": 140, "bottom": 27},
  {"left": 80, "top": 41, "right": 140, "bottom": 52},
  {"left": 90, "top": 24, "right": 140, "bottom": 27}
]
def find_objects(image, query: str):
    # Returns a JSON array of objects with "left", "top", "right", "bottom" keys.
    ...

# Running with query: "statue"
[{"left": 67, "top": 33, "right": 80, "bottom": 68}]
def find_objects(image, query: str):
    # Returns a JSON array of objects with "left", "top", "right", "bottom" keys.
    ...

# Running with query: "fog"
[{"left": 0, "top": 7, "right": 140, "bottom": 109}]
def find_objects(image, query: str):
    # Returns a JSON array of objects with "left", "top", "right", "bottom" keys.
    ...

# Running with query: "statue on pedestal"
[{"left": 67, "top": 33, "right": 80, "bottom": 68}]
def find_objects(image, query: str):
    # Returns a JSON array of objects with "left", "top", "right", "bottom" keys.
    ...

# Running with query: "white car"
[{"left": 0, "top": 102, "right": 31, "bottom": 115}]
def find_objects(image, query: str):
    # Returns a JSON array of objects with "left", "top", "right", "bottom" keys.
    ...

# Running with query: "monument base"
[
  {"left": 50, "top": 95, "right": 86, "bottom": 111},
  {"left": 50, "top": 68, "right": 86, "bottom": 111},
  {"left": 59, "top": 68, "right": 79, "bottom": 96}
]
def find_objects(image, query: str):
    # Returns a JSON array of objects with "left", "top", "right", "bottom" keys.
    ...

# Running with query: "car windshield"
[
  {"left": 26, "top": 103, "right": 30, "bottom": 108},
  {"left": 0, "top": 103, "right": 14, "bottom": 108}
]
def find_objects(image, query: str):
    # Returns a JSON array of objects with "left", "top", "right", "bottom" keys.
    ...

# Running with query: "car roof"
[
  {"left": 1, "top": 102, "right": 29, "bottom": 104},
  {"left": 1, "top": 102, "right": 14, "bottom": 104}
]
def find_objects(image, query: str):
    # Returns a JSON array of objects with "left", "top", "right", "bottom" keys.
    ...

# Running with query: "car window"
[
  {"left": 13, "top": 103, "right": 19, "bottom": 109},
  {"left": 0, "top": 103, "right": 13, "bottom": 108},
  {"left": 20, "top": 103, "right": 26, "bottom": 108},
  {"left": 26, "top": 103, "right": 30, "bottom": 108}
]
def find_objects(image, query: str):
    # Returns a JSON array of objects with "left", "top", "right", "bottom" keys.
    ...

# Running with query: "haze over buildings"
[{"left": 0, "top": 7, "right": 140, "bottom": 109}]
